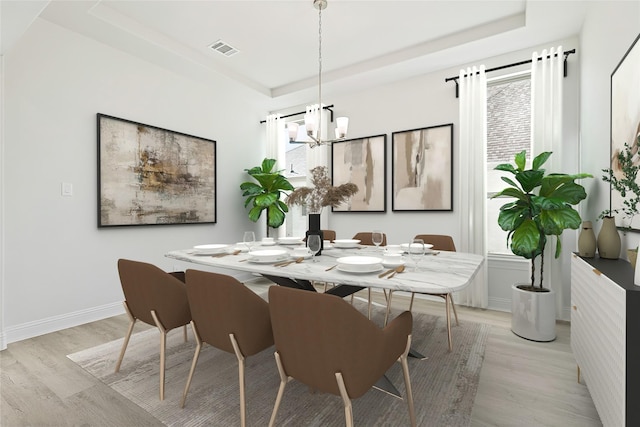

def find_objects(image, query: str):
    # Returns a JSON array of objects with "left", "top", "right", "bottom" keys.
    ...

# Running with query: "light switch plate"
[{"left": 61, "top": 182, "right": 73, "bottom": 196}]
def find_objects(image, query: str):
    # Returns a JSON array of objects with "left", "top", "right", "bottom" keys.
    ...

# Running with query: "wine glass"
[
  {"left": 409, "top": 238, "right": 425, "bottom": 272},
  {"left": 307, "top": 234, "right": 322, "bottom": 263},
  {"left": 372, "top": 230, "right": 384, "bottom": 252},
  {"left": 243, "top": 231, "right": 255, "bottom": 253}
]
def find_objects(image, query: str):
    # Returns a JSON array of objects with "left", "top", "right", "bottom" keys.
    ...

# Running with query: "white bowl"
[
  {"left": 336, "top": 256, "right": 383, "bottom": 273},
  {"left": 401, "top": 243, "right": 434, "bottom": 254},
  {"left": 247, "top": 249, "right": 288, "bottom": 263},
  {"left": 193, "top": 244, "right": 229, "bottom": 255},
  {"left": 332, "top": 239, "right": 361, "bottom": 248}
]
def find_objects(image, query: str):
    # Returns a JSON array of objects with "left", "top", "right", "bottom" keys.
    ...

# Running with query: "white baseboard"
[
  {"left": 2, "top": 301, "right": 125, "bottom": 346},
  {"left": 488, "top": 296, "right": 511, "bottom": 313}
]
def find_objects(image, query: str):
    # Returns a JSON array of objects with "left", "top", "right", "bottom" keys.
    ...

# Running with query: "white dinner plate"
[
  {"left": 383, "top": 259, "right": 406, "bottom": 268},
  {"left": 260, "top": 241, "right": 277, "bottom": 246},
  {"left": 193, "top": 244, "right": 229, "bottom": 255},
  {"left": 401, "top": 243, "right": 434, "bottom": 254},
  {"left": 247, "top": 249, "right": 288, "bottom": 263},
  {"left": 333, "top": 239, "right": 361, "bottom": 248},
  {"left": 291, "top": 253, "right": 313, "bottom": 260},
  {"left": 248, "top": 255, "right": 289, "bottom": 264},
  {"left": 336, "top": 256, "right": 383, "bottom": 273},
  {"left": 338, "top": 264, "right": 384, "bottom": 274},
  {"left": 278, "top": 237, "right": 304, "bottom": 245}
]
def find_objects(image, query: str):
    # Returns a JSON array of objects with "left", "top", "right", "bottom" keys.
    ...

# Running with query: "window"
[{"left": 486, "top": 74, "right": 531, "bottom": 254}]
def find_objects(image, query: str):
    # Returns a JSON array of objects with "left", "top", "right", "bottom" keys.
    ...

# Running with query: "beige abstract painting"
[
  {"left": 98, "top": 114, "right": 216, "bottom": 227},
  {"left": 331, "top": 134, "right": 386, "bottom": 212},
  {"left": 392, "top": 124, "right": 453, "bottom": 211}
]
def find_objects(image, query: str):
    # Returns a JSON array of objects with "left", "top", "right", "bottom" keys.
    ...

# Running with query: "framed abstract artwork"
[
  {"left": 331, "top": 134, "right": 386, "bottom": 212},
  {"left": 97, "top": 113, "right": 216, "bottom": 227},
  {"left": 610, "top": 33, "right": 640, "bottom": 230},
  {"left": 392, "top": 123, "right": 453, "bottom": 211}
]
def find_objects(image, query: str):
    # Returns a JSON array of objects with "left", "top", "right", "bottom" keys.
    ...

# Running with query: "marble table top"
[{"left": 166, "top": 245, "right": 484, "bottom": 294}]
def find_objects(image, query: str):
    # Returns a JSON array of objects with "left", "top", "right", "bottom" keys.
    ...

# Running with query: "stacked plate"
[
  {"left": 401, "top": 243, "right": 434, "bottom": 254},
  {"left": 247, "top": 249, "right": 289, "bottom": 264},
  {"left": 332, "top": 239, "right": 361, "bottom": 249},
  {"left": 336, "top": 256, "right": 383, "bottom": 273},
  {"left": 278, "top": 237, "right": 304, "bottom": 245},
  {"left": 193, "top": 244, "right": 229, "bottom": 255}
]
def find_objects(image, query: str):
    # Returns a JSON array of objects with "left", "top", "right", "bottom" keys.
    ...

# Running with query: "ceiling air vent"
[{"left": 208, "top": 40, "right": 239, "bottom": 57}]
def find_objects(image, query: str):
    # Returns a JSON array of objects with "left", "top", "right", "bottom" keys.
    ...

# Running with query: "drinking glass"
[
  {"left": 307, "top": 234, "right": 322, "bottom": 263},
  {"left": 243, "top": 231, "right": 255, "bottom": 253},
  {"left": 409, "top": 238, "right": 425, "bottom": 272},
  {"left": 372, "top": 230, "right": 384, "bottom": 252}
]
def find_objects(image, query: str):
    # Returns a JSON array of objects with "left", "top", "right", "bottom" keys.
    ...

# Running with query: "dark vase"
[{"left": 306, "top": 213, "right": 324, "bottom": 255}]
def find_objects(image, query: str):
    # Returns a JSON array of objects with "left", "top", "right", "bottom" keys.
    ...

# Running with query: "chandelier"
[{"left": 287, "top": 0, "right": 349, "bottom": 147}]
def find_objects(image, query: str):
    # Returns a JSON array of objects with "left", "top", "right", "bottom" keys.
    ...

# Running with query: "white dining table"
[{"left": 166, "top": 243, "right": 485, "bottom": 353}]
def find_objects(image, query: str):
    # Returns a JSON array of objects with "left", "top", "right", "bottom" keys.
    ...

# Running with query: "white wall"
[
  {"left": 1, "top": 19, "right": 269, "bottom": 346},
  {"left": 579, "top": 1, "right": 640, "bottom": 256}
]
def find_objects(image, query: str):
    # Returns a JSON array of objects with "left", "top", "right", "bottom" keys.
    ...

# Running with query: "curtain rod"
[
  {"left": 259, "top": 105, "right": 334, "bottom": 124},
  {"left": 445, "top": 49, "right": 576, "bottom": 97}
]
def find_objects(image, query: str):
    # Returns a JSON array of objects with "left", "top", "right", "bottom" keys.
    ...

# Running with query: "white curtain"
[
  {"left": 456, "top": 66, "right": 489, "bottom": 308},
  {"left": 531, "top": 46, "right": 564, "bottom": 315},
  {"left": 265, "top": 114, "right": 286, "bottom": 237}
]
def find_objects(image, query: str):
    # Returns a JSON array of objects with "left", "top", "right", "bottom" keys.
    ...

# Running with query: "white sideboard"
[{"left": 571, "top": 254, "right": 640, "bottom": 426}]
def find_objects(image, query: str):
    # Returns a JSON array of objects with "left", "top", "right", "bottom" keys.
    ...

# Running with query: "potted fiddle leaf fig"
[
  {"left": 492, "top": 150, "right": 592, "bottom": 341},
  {"left": 240, "top": 158, "right": 294, "bottom": 236}
]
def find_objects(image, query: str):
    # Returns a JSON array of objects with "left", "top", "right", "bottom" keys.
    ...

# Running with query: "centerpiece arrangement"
[{"left": 286, "top": 166, "right": 358, "bottom": 254}]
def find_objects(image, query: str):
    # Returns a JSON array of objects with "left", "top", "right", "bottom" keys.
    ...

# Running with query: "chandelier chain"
[{"left": 317, "top": 4, "right": 323, "bottom": 140}]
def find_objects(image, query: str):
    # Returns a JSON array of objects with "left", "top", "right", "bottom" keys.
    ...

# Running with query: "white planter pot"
[{"left": 511, "top": 284, "right": 556, "bottom": 342}]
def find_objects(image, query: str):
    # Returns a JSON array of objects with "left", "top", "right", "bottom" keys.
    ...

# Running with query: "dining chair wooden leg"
[
  {"left": 115, "top": 301, "right": 136, "bottom": 373},
  {"left": 229, "top": 333, "right": 247, "bottom": 427},
  {"left": 444, "top": 295, "right": 453, "bottom": 352},
  {"left": 151, "top": 310, "right": 168, "bottom": 400},
  {"left": 269, "top": 352, "right": 289, "bottom": 427},
  {"left": 368, "top": 288, "right": 372, "bottom": 320},
  {"left": 399, "top": 336, "right": 417, "bottom": 427},
  {"left": 183, "top": 324, "right": 188, "bottom": 342},
  {"left": 384, "top": 291, "right": 394, "bottom": 327},
  {"left": 335, "top": 372, "right": 354, "bottom": 427},
  {"left": 181, "top": 321, "right": 202, "bottom": 408}
]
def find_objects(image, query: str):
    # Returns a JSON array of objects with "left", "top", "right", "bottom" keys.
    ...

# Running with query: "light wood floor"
[{"left": 1, "top": 280, "right": 601, "bottom": 426}]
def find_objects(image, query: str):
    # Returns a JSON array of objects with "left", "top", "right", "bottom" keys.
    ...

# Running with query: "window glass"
[{"left": 487, "top": 76, "right": 531, "bottom": 254}]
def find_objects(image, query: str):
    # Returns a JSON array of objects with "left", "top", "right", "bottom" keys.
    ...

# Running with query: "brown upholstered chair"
[
  {"left": 267, "top": 286, "right": 415, "bottom": 427},
  {"left": 115, "top": 259, "right": 191, "bottom": 400},
  {"left": 181, "top": 270, "right": 274, "bottom": 427},
  {"left": 386, "top": 234, "right": 459, "bottom": 351},
  {"left": 352, "top": 232, "right": 388, "bottom": 318},
  {"left": 352, "top": 231, "right": 387, "bottom": 247}
]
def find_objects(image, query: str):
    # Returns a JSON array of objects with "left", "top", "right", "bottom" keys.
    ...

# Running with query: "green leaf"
[
  {"left": 267, "top": 205, "right": 285, "bottom": 228},
  {"left": 532, "top": 151, "right": 552, "bottom": 170},
  {"left": 514, "top": 150, "right": 527, "bottom": 171},
  {"left": 493, "top": 187, "right": 526, "bottom": 200},
  {"left": 516, "top": 169, "right": 544, "bottom": 193},
  {"left": 248, "top": 206, "right": 263, "bottom": 222},
  {"left": 499, "top": 176, "right": 521, "bottom": 190},
  {"left": 495, "top": 163, "right": 517, "bottom": 173},
  {"left": 497, "top": 205, "right": 528, "bottom": 231},
  {"left": 510, "top": 219, "right": 541, "bottom": 259},
  {"left": 255, "top": 193, "right": 278, "bottom": 207}
]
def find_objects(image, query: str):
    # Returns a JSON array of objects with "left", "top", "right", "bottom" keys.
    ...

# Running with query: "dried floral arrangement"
[{"left": 286, "top": 166, "right": 358, "bottom": 213}]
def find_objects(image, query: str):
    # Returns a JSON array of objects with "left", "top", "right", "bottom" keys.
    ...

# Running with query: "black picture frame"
[
  {"left": 97, "top": 113, "right": 216, "bottom": 227},
  {"left": 392, "top": 123, "right": 453, "bottom": 211},
  {"left": 331, "top": 134, "right": 387, "bottom": 212},
  {"left": 610, "top": 33, "right": 640, "bottom": 230}
]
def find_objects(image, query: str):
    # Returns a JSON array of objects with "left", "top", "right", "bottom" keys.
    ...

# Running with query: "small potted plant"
[
  {"left": 240, "top": 158, "right": 294, "bottom": 236},
  {"left": 600, "top": 135, "right": 640, "bottom": 265},
  {"left": 492, "top": 150, "right": 591, "bottom": 341}
]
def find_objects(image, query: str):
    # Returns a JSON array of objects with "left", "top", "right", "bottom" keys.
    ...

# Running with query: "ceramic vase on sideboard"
[
  {"left": 597, "top": 216, "right": 621, "bottom": 259},
  {"left": 578, "top": 221, "right": 596, "bottom": 258}
]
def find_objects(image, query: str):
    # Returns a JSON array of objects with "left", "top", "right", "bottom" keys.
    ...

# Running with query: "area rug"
[{"left": 68, "top": 306, "right": 490, "bottom": 426}]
